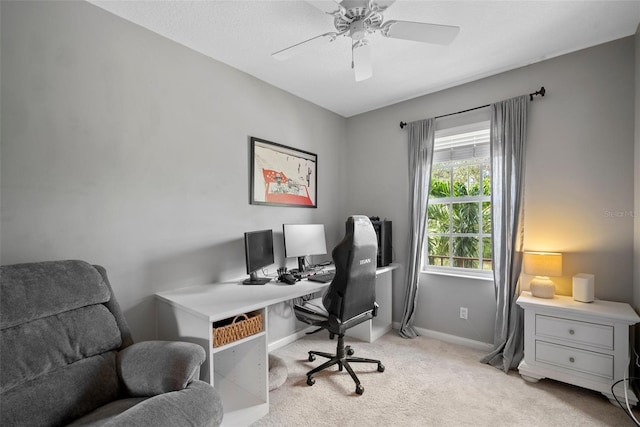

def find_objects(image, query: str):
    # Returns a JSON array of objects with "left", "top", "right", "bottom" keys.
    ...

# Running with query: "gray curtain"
[
  {"left": 481, "top": 95, "right": 529, "bottom": 372},
  {"left": 399, "top": 118, "right": 435, "bottom": 338}
]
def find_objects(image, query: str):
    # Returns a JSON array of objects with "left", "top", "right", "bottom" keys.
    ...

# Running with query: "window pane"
[
  {"left": 452, "top": 164, "right": 482, "bottom": 197},
  {"left": 482, "top": 201, "right": 491, "bottom": 233},
  {"left": 482, "top": 237, "right": 492, "bottom": 270},
  {"left": 430, "top": 168, "right": 451, "bottom": 198},
  {"left": 452, "top": 203, "right": 479, "bottom": 233},
  {"left": 427, "top": 236, "right": 450, "bottom": 267},
  {"left": 468, "top": 164, "right": 483, "bottom": 196},
  {"left": 428, "top": 204, "right": 450, "bottom": 233},
  {"left": 452, "top": 237, "right": 478, "bottom": 268},
  {"left": 452, "top": 167, "right": 468, "bottom": 196},
  {"left": 482, "top": 164, "right": 491, "bottom": 196}
]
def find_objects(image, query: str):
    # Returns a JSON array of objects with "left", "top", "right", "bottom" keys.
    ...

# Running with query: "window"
[{"left": 423, "top": 122, "right": 492, "bottom": 275}]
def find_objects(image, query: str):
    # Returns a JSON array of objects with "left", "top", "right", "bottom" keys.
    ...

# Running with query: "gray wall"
[
  {"left": 346, "top": 37, "right": 636, "bottom": 344},
  {"left": 0, "top": 1, "right": 347, "bottom": 342}
]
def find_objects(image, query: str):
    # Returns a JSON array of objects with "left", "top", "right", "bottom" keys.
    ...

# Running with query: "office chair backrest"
[{"left": 322, "top": 216, "right": 378, "bottom": 321}]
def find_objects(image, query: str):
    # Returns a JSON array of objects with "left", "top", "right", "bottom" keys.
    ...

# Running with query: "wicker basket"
[{"left": 212, "top": 311, "right": 263, "bottom": 347}]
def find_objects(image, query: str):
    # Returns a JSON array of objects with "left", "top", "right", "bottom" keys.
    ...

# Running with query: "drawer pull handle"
[
  {"left": 569, "top": 357, "right": 575, "bottom": 363},
  {"left": 569, "top": 329, "right": 575, "bottom": 335}
]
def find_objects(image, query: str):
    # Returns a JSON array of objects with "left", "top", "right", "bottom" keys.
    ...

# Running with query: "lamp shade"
[{"left": 523, "top": 252, "right": 562, "bottom": 277}]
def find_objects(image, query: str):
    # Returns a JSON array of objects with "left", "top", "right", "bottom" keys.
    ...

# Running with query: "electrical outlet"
[{"left": 459, "top": 307, "right": 468, "bottom": 320}]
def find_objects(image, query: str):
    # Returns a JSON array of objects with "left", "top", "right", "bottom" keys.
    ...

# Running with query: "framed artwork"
[{"left": 249, "top": 137, "right": 317, "bottom": 208}]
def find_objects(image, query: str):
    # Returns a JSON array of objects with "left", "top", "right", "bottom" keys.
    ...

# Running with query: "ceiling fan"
[{"left": 272, "top": 0, "right": 460, "bottom": 82}]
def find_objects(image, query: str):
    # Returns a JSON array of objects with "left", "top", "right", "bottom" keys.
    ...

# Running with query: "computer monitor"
[
  {"left": 283, "top": 223, "right": 327, "bottom": 272},
  {"left": 243, "top": 229, "right": 274, "bottom": 285}
]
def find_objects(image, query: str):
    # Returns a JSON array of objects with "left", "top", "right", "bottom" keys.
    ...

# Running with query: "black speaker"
[{"left": 371, "top": 220, "right": 392, "bottom": 267}]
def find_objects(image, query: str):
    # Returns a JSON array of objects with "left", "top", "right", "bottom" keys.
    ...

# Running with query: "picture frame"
[{"left": 249, "top": 137, "right": 317, "bottom": 208}]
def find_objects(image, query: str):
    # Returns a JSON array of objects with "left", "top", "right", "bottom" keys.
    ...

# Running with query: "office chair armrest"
[
  {"left": 294, "top": 302, "right": 329, "bottom": 326},
  {"left": 294, "top": 304, "right": 320, "bottom": 316}
]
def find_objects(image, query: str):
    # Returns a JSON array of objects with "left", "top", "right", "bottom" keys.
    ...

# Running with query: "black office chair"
[{"left": 294, "top": 215, "right": 385, "bottom": 395}]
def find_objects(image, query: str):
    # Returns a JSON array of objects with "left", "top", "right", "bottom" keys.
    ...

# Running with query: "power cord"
[
  {"left": 611, "top": 348, "right": 640, "bottom": 426},
  {"left": 261, "top": 267, "right": 278, "bottom": 279},
  {"left": 611, "top": 376, "right": 639, "bottom": 426}
]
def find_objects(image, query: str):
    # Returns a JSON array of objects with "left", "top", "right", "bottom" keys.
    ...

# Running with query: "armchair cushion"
[
  {"left": 0, "top": 260, "right": 110, "bottom": 329},
  {"left": 1, "top": 261, "right": 124, "bottom": 426},
  {"left": 1, "top": 304, "right": 121, "bottom": 393},
  {"left": 68, "top": 381, "right": 223, "bottom": 427},
  {"left": 118, "top": 340, "right": 206, "bottom": 397},
  {"left": 1, "top": 351, "right": 121, "bottom": 426}
]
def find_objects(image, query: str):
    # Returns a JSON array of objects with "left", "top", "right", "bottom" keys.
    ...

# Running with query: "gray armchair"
[{"left": 0, "top": 260, "right": 223, "bottom": 427}]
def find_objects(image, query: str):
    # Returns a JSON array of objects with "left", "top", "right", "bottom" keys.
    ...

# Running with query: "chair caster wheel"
[
  {"left": 308, "top": 354, "right": 316, "bottom": 362},
  {"left": 378, "top": 363, "right": 385, "bottom": 372},
  {"left": 355, "top": 384, "right": 364, "bottom": 395},
  {"left": 346, "top": 346, "right": 355, "bottom": 356},
  {"left": 307, "top": 376, "right": 315, "bottom": 386}
]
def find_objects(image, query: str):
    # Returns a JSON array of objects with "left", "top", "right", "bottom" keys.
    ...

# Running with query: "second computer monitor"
[{"left": 283, "top": 223, "right": 327, "bottom": 272}]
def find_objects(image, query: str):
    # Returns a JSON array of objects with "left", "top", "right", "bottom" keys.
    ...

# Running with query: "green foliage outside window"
[{"left": 426, "top": 160, "right": 492, "bottom": 270}]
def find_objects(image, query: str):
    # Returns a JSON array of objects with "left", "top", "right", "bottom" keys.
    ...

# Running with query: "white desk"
[{"left": 155, "top": 264, "right": 397, "bottom": 426}]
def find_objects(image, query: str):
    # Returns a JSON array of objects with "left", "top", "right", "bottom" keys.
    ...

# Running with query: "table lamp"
[{"left": 523, "top": 251, "right": 562, "bottom": 298}]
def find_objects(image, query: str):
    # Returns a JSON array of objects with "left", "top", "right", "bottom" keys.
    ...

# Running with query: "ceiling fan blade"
[
  {"left": 372, "top": 0, "right": 396, "bottom": 12},
  {"left": 352, "top": 41, "right": 372, "bottom": 82},
  {"left": 383, "top": 20, "right": 460, "bottom": 45},
  {"left": 272, "top": 33, "right": 336, "bottom": 61},
  {"left": 306, "top": 0, "right": 342, "bottom": 14}
]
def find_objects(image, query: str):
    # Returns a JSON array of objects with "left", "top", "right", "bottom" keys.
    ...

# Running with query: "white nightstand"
[{"left": 516, "top": 291, "right": 640, "bottom": 405}]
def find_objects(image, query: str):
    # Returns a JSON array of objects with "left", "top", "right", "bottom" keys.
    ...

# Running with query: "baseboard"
[
  {"left": 392, "top": 321, "right": 493, "bottom": 351},
  {"left": 269, "top": 323, "right": 492, "bottom": 353}
]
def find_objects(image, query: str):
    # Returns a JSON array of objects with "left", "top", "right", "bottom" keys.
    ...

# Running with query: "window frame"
[{"left": 422, "top": 121, "right": 493, "bottom": 279}]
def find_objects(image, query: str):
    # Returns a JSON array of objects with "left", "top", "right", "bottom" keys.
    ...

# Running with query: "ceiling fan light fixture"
[{"left": 352, "top": 39, "right": 372, "bottom": 82}]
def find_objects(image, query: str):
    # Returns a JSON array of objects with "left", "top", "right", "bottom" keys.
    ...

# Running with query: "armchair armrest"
[{"left": 117, "top": 340, "right": 205, "bottom": 397}]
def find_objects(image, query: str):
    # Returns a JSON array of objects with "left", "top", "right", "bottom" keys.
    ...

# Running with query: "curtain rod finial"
[
  {"left": 399, "top": 121, "right": 407, "bottom": 129},
  {"left": 530, "top": 86, "right": 546, "bottom": 101}
]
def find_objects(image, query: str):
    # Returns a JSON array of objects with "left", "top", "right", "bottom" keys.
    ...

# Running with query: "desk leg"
[{"left": 346, "top": 269, "right": 393, "bottom": 343}]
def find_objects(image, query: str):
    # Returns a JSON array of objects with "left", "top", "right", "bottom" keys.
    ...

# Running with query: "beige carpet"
[{"left": 252, "top": 332, "right": 639, "bottom": 426}]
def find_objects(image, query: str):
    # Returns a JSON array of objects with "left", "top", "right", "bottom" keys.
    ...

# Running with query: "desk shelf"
[{"left": 156, "top": 296, "right": 269, "bottom": 426}]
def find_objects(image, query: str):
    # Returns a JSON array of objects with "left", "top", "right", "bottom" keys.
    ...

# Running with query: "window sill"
[{"left": 421, "top": 268, "right": 493, "bottom": 282}]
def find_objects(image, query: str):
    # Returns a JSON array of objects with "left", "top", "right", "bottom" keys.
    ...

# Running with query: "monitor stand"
[
  {"left": 297, "top": 256, "right": 306, "bottom": 273},
  {"left": 243, "top": 272, "right": 271, "bottom": 285}
]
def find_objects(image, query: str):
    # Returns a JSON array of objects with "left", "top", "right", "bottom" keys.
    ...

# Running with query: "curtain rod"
[{"left": 399, "top": 86, "right": 546, "bottom": 129}]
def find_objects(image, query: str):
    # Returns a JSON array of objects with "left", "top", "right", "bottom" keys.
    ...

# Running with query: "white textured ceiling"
[{"left": 89, "top": 0, "right": 640, "bottom": 117}]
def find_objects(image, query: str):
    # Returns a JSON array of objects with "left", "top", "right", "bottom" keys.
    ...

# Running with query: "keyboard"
[{"left": 307, "top": 271, "right": 335, "bottom": 283}]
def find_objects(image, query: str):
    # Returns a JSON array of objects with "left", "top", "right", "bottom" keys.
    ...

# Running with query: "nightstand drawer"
[
  {"left": 536, "top": 314, "right": 613, "bottom": 350},
  {"left": 536, "top": 340, "right": 613, "bottom": 379}
]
